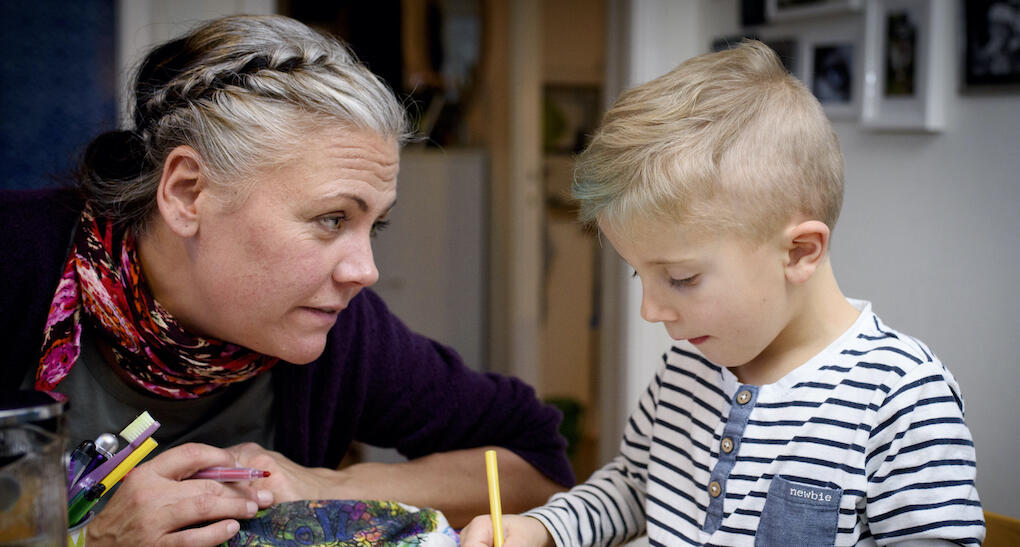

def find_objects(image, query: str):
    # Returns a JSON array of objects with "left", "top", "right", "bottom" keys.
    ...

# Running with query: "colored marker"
[
  {"left": 80, "top": 433, "right": 119, "bottom": 477},
  {"left": 70, "top": 412, "right": 158, "bottom": 499},
  {"left": 187, "top": 467, "right": 271, "bottom": 482},
  {"left": 67, "top": 437, "right": 157, "bottom": 526}
]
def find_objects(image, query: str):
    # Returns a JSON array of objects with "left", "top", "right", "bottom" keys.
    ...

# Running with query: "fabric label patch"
[
  {"left": 755, "top": 476, "right": 841, "bottom": 547},
  {"left": 784, "top": 483, "right": 839, "bottom": 506}
]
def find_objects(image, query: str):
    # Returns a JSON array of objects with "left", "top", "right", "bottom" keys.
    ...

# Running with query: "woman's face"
[{"left": 182, "top": 127, "right": 398, "bottom": 363}]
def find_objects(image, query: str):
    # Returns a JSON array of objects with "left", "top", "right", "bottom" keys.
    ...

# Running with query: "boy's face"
[{"left": 602, "top": 220, "right": 794, "bottom": 369}]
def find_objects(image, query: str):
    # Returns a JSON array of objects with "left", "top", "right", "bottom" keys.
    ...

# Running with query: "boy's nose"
[{"left": 640, "top": 290, "right": 678, "bottom": 323}]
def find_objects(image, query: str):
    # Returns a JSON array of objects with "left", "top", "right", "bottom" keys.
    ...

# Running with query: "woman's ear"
[
  {"left": 156, "top": 146, "right": 206, "bottom": 237},
  {"left": 783, "top": 220, "right": 830, "bottom": 284}
]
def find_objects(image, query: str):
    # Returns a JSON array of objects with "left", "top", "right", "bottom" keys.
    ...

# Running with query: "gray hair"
[{"left": 80, "top": 14, "right": 412, "bottom": 233}]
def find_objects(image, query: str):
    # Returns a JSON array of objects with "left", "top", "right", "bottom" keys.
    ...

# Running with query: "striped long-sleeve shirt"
[{"left": 527, "top": 300, "right": 984, "bottom": 546}]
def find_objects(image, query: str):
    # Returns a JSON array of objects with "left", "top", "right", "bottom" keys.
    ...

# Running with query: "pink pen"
[{"left": 188, "top": 467, "right": 271, "bottom": 481}]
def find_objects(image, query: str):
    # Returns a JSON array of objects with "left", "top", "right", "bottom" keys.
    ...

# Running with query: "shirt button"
[
  {"left": 709, "top": 480, "right": 722, "bottom": 497},
  {"left": 721, "top": 437, "right": 734, "bottom": 453},
  {"left": 736, "top": 390, "right": 752, "bottom": 405}
]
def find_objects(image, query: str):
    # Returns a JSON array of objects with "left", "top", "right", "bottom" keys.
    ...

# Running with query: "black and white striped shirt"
[{"left": 527, "top": 300, "right": 984, "bottom": 546}]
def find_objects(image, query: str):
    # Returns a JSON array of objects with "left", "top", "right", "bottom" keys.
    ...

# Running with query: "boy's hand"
[{"left": 459, "top": 514, "right": 554, "bottom": 547}]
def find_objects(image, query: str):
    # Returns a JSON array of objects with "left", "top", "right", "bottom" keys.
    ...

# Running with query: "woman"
[{"left": 0, "top": 15, "right": 570, "bottom": 545}]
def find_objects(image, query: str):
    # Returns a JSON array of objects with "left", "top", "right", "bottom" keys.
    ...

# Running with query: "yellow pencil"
[
  {"left": 485, "top": 449, "right": 505, "bottom": 547},
  {"left": 98, "top": 437, "right": 158, "bottom": 493}
]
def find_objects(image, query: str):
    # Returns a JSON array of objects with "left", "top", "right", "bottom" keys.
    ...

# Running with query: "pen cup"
[{"left": 68, "top": 510, "right": 93, "bottom": 547}]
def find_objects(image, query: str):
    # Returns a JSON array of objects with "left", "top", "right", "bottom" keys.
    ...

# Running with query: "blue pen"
[
  {"left": 68, "top": 433, "right": 118, "bottom": 491},
  {"left": 67, "top": 440, "right": 95, "bottom": 486},
  {"left": 79, "top": 433, "right": 118, "bottom": 479}
]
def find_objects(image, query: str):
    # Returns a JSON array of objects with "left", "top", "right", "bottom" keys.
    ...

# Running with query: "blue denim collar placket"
[{"left": 703, "top": 384, "right": 759, "bottom": 534}]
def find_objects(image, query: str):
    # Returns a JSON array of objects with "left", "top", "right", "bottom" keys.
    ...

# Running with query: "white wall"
[
  {"left": 117, "top": 0, "right": 276, "bottom": 125},
  {"left": 834, "top": 96, "right": 1020, "bottom": 516},
  {"left": 609, "top": 0, "right": 1019, "bottom": 517}
]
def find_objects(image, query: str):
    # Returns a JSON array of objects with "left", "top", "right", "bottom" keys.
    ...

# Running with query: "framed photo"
[
  {"left": 963, "top": 0, "right": 1020, "bottom": 89},
  {"left": 742, "top": 0, "right": 768, "bottom": 26},
  {"left": 861, "top": 0, "right": 952, "bottom": 131},
  {"left": 810, "top": 42, "right": 856, "bottom": 114},
  {"left": 767, "top": 0, "right": 863, "bottom": 22},
  {"left": 796, "top": 18, "right": 862, "bottom": 120}
]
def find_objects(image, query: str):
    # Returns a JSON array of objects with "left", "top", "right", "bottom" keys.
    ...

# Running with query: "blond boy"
[{"left": 461, "top": 41, "right": 983, "bottom": 546}]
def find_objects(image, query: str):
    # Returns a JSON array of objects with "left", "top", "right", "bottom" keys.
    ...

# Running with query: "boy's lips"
[{"left": 688, "top": 336, "right": 709, "bottom": 345}]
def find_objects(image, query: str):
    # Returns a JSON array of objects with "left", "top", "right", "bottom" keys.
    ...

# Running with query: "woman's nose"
[{"left": 333, "top": 237, "right": 380, "bottom": 287}]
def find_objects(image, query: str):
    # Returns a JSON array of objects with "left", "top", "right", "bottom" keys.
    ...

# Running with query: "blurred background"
[{"left": 2, "top": 0, "right": 1017, "bottom": 521}]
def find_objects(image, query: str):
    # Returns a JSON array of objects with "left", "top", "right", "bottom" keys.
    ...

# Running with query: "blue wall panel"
[{"left": 0, "top": 1, "right": 117, "bottom": 189}]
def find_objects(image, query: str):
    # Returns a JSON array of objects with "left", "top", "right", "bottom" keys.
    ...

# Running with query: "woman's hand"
[
  {"left": 87, "top": 442, "right": 274, "bottom": 547},
  {"left": 459, "top": 514, "right": 554, "bottom": 547},
  {"left": 229, "top": 445, "right": 565, "bottom": 528},
  {"left": 226, "top": 442, "right": 353, "bottom": 502}
]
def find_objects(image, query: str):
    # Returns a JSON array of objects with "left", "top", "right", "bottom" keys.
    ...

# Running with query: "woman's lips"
[
  {"left": 301, "top": 306, "right": 342, "bottom": 325},
  {"left": 688, "top": 336, "right": 709, "bottom": 345}
]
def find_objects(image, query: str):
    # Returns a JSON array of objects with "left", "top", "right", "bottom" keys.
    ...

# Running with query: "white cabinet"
[{"left": 372, "top": 149, "right": 488, "bottom": 371}]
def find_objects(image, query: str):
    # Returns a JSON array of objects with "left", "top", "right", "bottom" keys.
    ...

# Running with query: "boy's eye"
[
  {"left": 669, "top": 275, "right": 698, "bottom": 288},
  {"left": 631, "top": 269, "right": 638, "bottom": 278}
]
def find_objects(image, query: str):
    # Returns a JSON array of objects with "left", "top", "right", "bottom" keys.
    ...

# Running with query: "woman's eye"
[
  {"left": 318, "top": 213, "right": 347, "bottom": 231},
  {"left": 631, "top": 269, "right": 639, "bottom": 278},
  {"left": 669, "top": 275, "right": 698, "bottom": 288},
  {"left": 370, "top": 219, "right": 390, "bottom": 237}
]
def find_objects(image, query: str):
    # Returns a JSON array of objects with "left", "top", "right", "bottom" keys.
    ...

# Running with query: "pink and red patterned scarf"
[{"left": 35, "top": 204, "right": 278, "bottom": 399}]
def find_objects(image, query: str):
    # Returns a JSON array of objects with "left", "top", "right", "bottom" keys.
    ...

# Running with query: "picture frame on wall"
[
  {"left": 797, "top": 18, "right": 862, "bottom": 120},
  {"left": 809, "top": 41, "right": 856, "bottom": 118},
  {"left": 755, "top": 16, "right": 862, "bottom": 120},
  {"left": 963, "top": 0, "right": 1020, "bottom": 89},
  {"left": 766, "top": 0, "right": 863, "bottom": 22},
  {"left": 860, "top": 0, "right": 952, "bottom": 131}
]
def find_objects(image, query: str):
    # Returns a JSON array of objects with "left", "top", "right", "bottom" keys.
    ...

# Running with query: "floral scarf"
[{"left": 35, "top": 204, "right": 278, "bottom": 399}]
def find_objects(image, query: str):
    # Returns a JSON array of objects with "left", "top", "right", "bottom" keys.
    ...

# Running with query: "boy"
[{"left": 461, "top": 41, "right": 983, "bottom": 546}]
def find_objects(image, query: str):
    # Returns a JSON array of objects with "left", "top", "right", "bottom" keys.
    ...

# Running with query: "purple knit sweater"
[{"left": 0, "top": 188, "right": 574, "bottom": 487}]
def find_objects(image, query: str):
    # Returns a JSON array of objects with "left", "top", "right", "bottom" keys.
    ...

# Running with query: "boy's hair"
[{"left": 573, "top": 40, "right": 844, "bottom": 242}]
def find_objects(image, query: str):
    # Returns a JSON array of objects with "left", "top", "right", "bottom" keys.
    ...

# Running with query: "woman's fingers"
[
  {"left": 174, "top": 476, "right": 257, "bottom": 505},
  {"left": 162, "top": 491, "right": 259, "bottom": 530},
  {"left": 255, "top": 487, "right": 274, "bottom": 508},
  {"left": 85, "top": 443, "right": 263, "bottom": 546},
  {"left": 89, "top": 480, "right": 255, "bottom": 546},
  {"left": 158, "top": 519, "right": 242, "bottom": 547},
  {"left": 149, "top": 442, "right": 239, "bottom": 480},
  {"left": 226, "top": 443, "right": 308, "bottom": 502}
]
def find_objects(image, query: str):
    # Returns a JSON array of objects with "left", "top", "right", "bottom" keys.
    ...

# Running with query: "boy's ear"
[
  {"left": 783, "top": 220, "right": 830, "bottom": 284},
  {"left": 156, "top": 146, "right": 207, "bottom": 237}
]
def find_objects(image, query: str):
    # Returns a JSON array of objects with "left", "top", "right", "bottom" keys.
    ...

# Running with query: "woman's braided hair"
[{"left": 80, "top": 15, "right": 411, "bottom": 234}]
